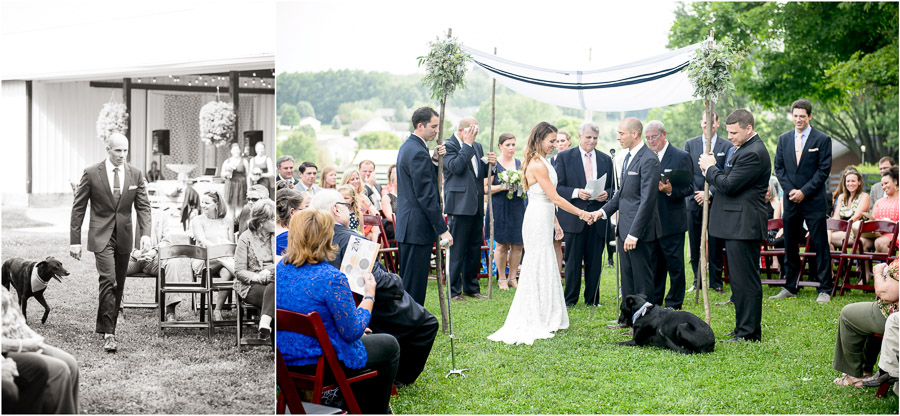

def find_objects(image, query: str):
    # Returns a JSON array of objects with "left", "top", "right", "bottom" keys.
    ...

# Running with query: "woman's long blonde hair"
[
  {"left": 319, "top": 166, "right": 337, "bottom": 189},
  {"left": 283, "top": 209, "right": 337, "bottom": 266},
  {"left": 521, "top": 122, "right": 558, "bottom": 190}
]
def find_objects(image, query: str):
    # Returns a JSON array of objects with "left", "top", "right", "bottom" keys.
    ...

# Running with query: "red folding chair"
[
  {"left": 835, "top": 219, "right": 899, "bottom": 296},
  {"left": 363, "top": 214, "right": 397, "bottom": 273},
  {"left": 759, "top": 219, "right": 785, "bottom": 284},
  {"left": 276, "top": 310, "right": 378, "bottom": 414}
]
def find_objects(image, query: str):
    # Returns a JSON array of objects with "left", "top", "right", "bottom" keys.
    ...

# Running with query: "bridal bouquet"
[
  {"left": 96, "top": 102, "right": 129, "bottom": 143},
  {"left": 199, "top": 101, "right": 236, "bottom": 147},
  {"left": 497, "top": 169, "right": 526, "bottom": 200}
]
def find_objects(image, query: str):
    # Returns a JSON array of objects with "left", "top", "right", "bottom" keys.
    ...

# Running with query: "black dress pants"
[
  {"left": 782, "top": 210, "right": 833, "bottom": 294},
  {"left": 618, "top": 236, "right": 654, "bottom": 322},
  {"left": 398, "top": 242, "right": 433, "bottom": 306},
  {"left": 94, "top": 229, "right": 129, "bottom": 334},
  {"left": 651, "top": 232, "right": 687, "bottom": 309},
  {"left": 448, "top": 214, "right": 483, "bottom": 297},
  {"left": 688, "top": 207, "right": 724, "bottom": 289},
  {"left": 724, "top": 239, "right": 763, "bottom": 341}
]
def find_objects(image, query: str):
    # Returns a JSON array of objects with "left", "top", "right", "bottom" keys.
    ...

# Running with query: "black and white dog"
[
  {"left": 616, "top": 294, "right": 715, "bottom": 354},
  {"left": 2, "top": 257, "right": 70, "bottom": 324}
]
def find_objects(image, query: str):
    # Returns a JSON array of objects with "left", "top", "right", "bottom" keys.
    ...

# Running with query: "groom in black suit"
[
  {"left": 599, "top": 118, "right": 661, "bottom": 325},
  {"left": 395, "top": 107, "right": 453, "bottom": 305},
  {"left": 554, "top": 122, "right": 614, "bottom": 306},
  {"left": 443, "top": 117, "right": 496, "bottom": 301},
  {"left": 684, "top": 111, "right": 732, "bottom": 293},
  {"left": 772, "top": 99, "right": 833, "bottom": 303},
  {"left": 644, "top": 121, "right": 693, "bottom": 310},
  {"left": 699, "top": 109, "right": 770, "bottom": 342}
]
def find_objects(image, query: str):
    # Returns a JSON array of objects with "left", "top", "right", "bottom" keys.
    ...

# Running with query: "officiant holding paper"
[
  {"left": 644, "top": 121, "right": 693, "bottom": 309},
  {"left": 554, "top": 122, "right": 614, "bottom": 306}
]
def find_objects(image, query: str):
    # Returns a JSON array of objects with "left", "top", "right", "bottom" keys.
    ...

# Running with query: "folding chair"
[
  {"left": 208, "top": 243, "right": 238, "bottom": 330},
  {"left": 277, "top": 349, "right": 344, "bottom": 414},
  {"left": 759, "top": 219, "right": 786, "bottom": 285},
  {"left": 158, "top": 245, "right": 211, "bottom": 337},
  {"left": 835, "top": 220, "right": 899, "bottom": 296},
  {"left": 236, "top": 291, "right": 273, "bottom": 351},
  {"left": 364, "top": 214, "right": 396, "bottom": 272},
  {"left": 276, "top": 309, "right": 379, "bottom": 414},
  {"left": 123, "top": 269, "right": 158, "bottom": 309}
]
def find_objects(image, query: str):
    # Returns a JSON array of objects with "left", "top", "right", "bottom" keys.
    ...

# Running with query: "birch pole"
[{"left": 487, "top": 46, "right": 497, "bottom": 299}]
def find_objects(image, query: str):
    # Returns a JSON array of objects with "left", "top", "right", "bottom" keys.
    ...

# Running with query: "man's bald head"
[
  {"left": 458, "top": 117, "right": 477, "bottom": 131},
  {"left": 106, "top": 133, "right": 129, "bottom": 166},
  {"left": 621, "top": 117, "right": 643, "bottom": 137}
]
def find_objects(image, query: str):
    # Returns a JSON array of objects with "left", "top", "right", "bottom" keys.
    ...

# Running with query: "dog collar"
[
  {"left": 31, "top": 264, "right": 49, "bottom": 293},
  {"left": 632, "top": 302, "right": 653, "bottom": 324}
]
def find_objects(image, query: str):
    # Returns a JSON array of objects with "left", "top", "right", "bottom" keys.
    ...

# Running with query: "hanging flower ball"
[
  {"left": 96, "top": 102, "right": 129, "bottom": 143},
  {"left": 199, "top": 101, "right": 236, "bottom": 147}
]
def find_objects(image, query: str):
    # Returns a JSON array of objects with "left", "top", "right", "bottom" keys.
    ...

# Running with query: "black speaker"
[
  {"left": 152, "top": 130, "right": 170, "bottom": 155},
  {"left": 245, "top": 131, "right": 264, "bottom": 156}
]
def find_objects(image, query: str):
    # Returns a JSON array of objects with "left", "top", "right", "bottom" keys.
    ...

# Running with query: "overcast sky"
[{"left": 277, "top": 0, "right": 681, "bottom": 75}]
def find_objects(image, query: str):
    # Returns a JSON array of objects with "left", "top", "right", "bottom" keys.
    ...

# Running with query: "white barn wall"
[{"left": 1, "top": 81, "right": 29, "bottom": 206}]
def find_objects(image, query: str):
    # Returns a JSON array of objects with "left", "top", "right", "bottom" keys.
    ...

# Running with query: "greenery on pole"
[
  {"left": 418, "top": 35, "right": 471, "bottom": 103},
  {"left": 686, "top": 38, "right": 741, "bottom": 103}
]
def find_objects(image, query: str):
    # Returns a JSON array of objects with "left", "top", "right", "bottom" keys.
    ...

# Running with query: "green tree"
[
  {"left": 296, "top": 101, "right": 316, "bottom": 119},
  {"left": 356, "top": 131, "right": 403, "bottom": 150},
  {"left": 668, "top": 1, "right": 899, "bottom": 163},
  {"left": 280, "top": 105, "right": 300, "bottom": 128},
  {"left": 277, "top": 130, "right": 318, "bottom": 164},
  {"left": 278, "top": 103, "right": 296, "bottom": 117}
]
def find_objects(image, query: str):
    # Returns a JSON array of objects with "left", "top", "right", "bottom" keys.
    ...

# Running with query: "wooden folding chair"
[
  {"left": 207, "top": 243, "right": 238, "bottom": 330},
  {"left": 277, "top": 349, "right": 344, "bottom": 414},
  {"left": 158, "top": 244, "right": 211, "bottom": 337},
  {"left": 123, "top": 269, "right": 158, "bottom": 309},
  {"left": 835, "top": 220, "right": 899, "bottom": 296},
  {"left": 364, "top": 214, "right": 397, "bottom": 272},
  {"left": 759, "top": 219, "right": 786, "bottom": 285},
  {"left": 276, "top": 309, "right": 379, "bottom": 414},
  {"left": 236, "top": 292, "right": 273, "bottom": 351},
  {"left": 793, "top": 219, "right": 854, "bottom": 290}
]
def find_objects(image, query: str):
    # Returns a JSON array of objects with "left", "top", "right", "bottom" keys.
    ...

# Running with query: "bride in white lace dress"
[{"left": 488, "top": 122, "right": 597, "bottom": 345}]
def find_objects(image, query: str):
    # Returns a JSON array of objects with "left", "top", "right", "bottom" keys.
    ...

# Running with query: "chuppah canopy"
[{"left": 463, "top": 41, "right": 705, "bottom": 112}]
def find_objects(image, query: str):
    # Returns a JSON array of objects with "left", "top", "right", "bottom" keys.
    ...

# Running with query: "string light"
[{"left": 152, "top": 78, "right": 157, "bottom": 83}]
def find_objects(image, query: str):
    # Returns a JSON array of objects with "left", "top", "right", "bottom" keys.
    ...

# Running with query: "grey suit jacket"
[{"left": 602, "top": 145, "right": 661, "bottom": 242}]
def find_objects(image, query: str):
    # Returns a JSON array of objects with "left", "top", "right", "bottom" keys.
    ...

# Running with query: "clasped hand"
[{"left": 578, "top": 210, "right": 603, "bottom": 225}]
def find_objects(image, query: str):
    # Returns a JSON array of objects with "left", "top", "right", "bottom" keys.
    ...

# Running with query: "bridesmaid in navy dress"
[{"left": 485, "top": 133, "right": 526, "bottom": 290}]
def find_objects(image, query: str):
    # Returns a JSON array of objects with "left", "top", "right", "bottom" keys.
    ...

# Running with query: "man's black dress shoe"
[
  {"left": 464, "top": 293, "right": 487, "bottom": 299},
  {"left": 725, "top": 330, "right": 736, "bottom": 337},
  {"left": 721, "top": 336, "right": 746, "bottom": 343},
  {"left": 713, "top": 287, "right": 725, "bottom": 294},
  {"left": 450, "top": 295, "right": 466, "bottom": 301}
]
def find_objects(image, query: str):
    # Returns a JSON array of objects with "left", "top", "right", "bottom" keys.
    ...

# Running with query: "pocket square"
[
  {"left": 716, "top": 152, "right": 726, "bottom": 156},
  {"left": 664, "top": 169, "right": 672, "bottom": 173},
  {"left": 808, "top": 148, "right": 819, "bottom": 152},
  {"left": 627, "top": 171, "right": 638, "bottom": 176},
  {"left": 128, "top": 185, "right": 138, "bottom": 190}
]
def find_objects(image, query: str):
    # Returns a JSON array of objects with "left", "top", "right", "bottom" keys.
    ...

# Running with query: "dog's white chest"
[{"left": 30, "top": 266, "right": 48, "bottom": 293}]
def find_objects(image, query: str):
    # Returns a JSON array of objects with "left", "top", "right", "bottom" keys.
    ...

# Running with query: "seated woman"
[
  {"left": 829, "top": 168, "right": 870, "bottom": 249},
  {"left": 191, "top": 190, "right": 235, "bottom": 321},
  {"left": 861, "top": 167, "right": 899, "bottom": 253},
  {"left": 341, "top": 168, "right": 381, "bottom": 243},
  {"left": 276, "top": 188, "right": 308, "bottom": 256},
  {"left": 380, "top": 164, "right": 398, "bottom": 241},
  {"left": 277, "top": 209, "right": 400, "bottom": 414},
  {"left": 234, "top": 200, "right": 277, "bottom": 340},
  {"left": 832, "top": 258, "right": 899, "bottom": 387},
  {"left": 1, "top": 286, "right": 79, "bottom": 413},
  {"left": 319, "top": 166, "right": 338, "bottom": 190}
]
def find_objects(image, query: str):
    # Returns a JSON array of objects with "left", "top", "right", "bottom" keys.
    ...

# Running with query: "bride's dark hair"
[{"left": 522, "top": 121, "right": 558, "bottom": 190}]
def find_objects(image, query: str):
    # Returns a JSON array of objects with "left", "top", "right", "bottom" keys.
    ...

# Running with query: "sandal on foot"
[
  {"left": 508, "top": 278, "right": 518, "bottom": 288},
  {"left": 498, "top": 279, "right": 509, "bottom": 290},
  {"left": 833, "top": 374, "right": 863, "bottom": 387}
]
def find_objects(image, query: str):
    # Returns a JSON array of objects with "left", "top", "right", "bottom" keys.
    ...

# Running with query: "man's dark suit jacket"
[
  {"left": 684, "top": 134, "right": 732, "bottom": 211},
  {"left": 554, "top": 147, "right": 614, "bottom": 233},
  {"left": 603, "top": 145, "right": 661, "bottom": 242},
  {"left": 395, "top": 135, "right": 448, "bottom": 245},
  {"left": 657, "top": 145, "right": 694, "bottom": 236},
  {"left": 71, "top": 161, "right": 151, "bottom": 254},
  {"left": 442, "top": 134, "right": 488, "bottom": 216},
  {"left": 706, "top": 135, "right": 771, "bottom": 241},
  {"left": 329, "top": 224, "right": 435, "bottom": 338},
  {"left": 774, "top": 126, "right": 832, "bottom": 215}
]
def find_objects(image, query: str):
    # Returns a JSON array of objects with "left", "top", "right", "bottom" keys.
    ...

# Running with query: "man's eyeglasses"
[
  {"left": 645, "top": 134, "right": 662, "bottom": 141},
  {"left": 247, "top": 197, "right": 260, "bottom": 202},
  {"left": 336, "top": 202, "right": 351, "bottom": 208}
]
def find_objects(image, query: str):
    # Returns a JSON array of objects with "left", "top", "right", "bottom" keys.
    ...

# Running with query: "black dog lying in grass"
[
  {"left": 615, "top": 294, "right": 715, "bottom": 354},
  {"left": 2, "top": 257, "right": 70, "bottom": 324}
]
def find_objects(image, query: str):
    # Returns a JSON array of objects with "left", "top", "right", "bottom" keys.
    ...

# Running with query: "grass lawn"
[
  {"left": 2, "top": 208, "right": 274, "bottom": 414},
  {"left": 392, "top": 261, "right": 898, "bottom": 413}
]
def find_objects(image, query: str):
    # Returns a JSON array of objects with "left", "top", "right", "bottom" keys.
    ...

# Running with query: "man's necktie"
[
  {"left": 584, "top": 152, "right": 593, "bottom": 182},
  {"left": 621, "top": 152, "right": 631, "bottom": 179},
  {"left": 113, "top": 167, "right": 121, "bottom": 202},
  {"left": 794, "top": 133, "right": 803, "bottom": 165}
]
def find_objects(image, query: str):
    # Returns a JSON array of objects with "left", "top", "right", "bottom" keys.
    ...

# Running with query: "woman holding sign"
[{"left": 277, "top": 209, "right": 400, "bottom": 414}]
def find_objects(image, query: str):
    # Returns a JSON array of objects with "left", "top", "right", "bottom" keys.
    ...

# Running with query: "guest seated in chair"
[
  {"left": 277, "top": 209, "right": 400, "bottom": 414},
  {"left": 1, "top": 286, "right": 79, "bottom": 413},
  {"left": 861, "top": 167, "right": 899, "bottom": 253},
  {"left": 832, "top": 259, "right": 899, "bottom": 387},
  {"left": 191, "top": 190, "right": 235, "bottom": 321},
  {"left": 128, "top": 207, "right": 191, "bottom": 321},
  {"left": 311, "top": 190, "right": 439, "bottom": 386},
  {"left": 275, "top": 188, "right": 308, "bottom": 256},
  {"left": 234, "top": 199, "right": 277, "bottom": 340}
]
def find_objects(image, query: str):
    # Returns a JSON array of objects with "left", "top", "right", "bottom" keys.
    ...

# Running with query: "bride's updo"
[{"left": 522, "top": 121, "right": 558, "bottom": 189}]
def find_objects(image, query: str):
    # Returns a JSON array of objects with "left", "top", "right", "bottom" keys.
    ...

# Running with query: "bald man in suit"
[{"left": 71, "top": 133, "right": 151, "bottom": 352}]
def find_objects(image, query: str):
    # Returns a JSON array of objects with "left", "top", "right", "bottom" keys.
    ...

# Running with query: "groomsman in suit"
[
  {"left": 598, "top": 118, "right": 661, "bottom": 325},
  {"left": 771, "top": 99, "right": 833, "bottom": 303},
  {"left": 296, "top": 161, "right": 321, "bottom": 194},
  {"left": 644, "top": 121, "right": 693, "bottom": 310},
  {"left": 699, "top": 109, "right": 770, "bottom": 342},
  {"left": 276, "top": 155, "right": 299, "bottom": 186},
  {"left": 443, "top": 117, "right": 496, "bottom": 301},
  {"left": 554, "top": 122, "right": 614, "bottom": 306},
  {"left": 70, "top": 133, "right": 152, "bottom": 352},
  {"left": 396, "top": 107, "right": 452, "bottom": 305},
  {"left": 684, "top": 111, "right": 732, "bottom": 293}
]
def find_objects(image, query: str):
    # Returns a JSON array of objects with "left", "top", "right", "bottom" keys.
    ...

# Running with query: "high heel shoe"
[
  {"left": 498, "top": 278, "right": 509, "bottom": 290},
  {"left": 508, "top": 278, "right": 518, "bottom": 288}
]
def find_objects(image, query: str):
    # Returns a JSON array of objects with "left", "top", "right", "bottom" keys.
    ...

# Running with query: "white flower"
[
  {"left": 199, "top": 101, "right": 236, "bottom": 147},
  {"left": 96, "top": 102, "right": 129, "bottom": 142}
]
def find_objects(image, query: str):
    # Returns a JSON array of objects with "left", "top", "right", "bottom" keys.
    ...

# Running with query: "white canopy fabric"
[
  {"left": 1, "top": 0, "right": 274, "bottom": 81},
  {"left": 464, "top": 42, "right": 704, "bottom": 112}
]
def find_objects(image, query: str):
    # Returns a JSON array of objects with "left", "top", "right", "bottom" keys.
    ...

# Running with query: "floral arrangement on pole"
[
  {"left": 199, "top": 101, "right": 236, "bottom": 147},
  {"left": 96, "top": 102, "right": 129, "bottom": 142},
  {"left": 497, "top": 169, "right": 526, "bottom": 199}
]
